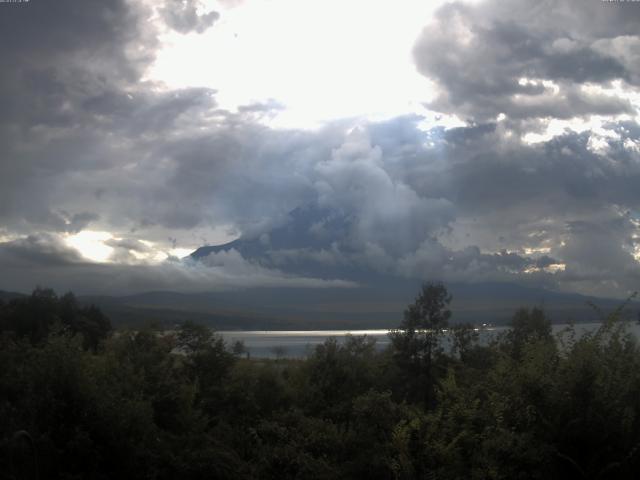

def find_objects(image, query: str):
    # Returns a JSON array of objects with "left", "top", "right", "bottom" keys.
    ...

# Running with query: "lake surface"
[{"left": 219, "top": 322, "right": 640, "bottom": 358}]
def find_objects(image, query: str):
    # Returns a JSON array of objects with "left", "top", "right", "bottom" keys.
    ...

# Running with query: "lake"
[{"left": 218, "top": 322, "right": 640, "bottom": 358}]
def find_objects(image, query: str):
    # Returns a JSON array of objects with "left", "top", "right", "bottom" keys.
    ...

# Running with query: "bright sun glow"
[
  {"left": 65, "top": 231, "right": 202, "bottom": 264},
  {"left": 145, "top": 0, "right": 449, "bottom": 129},
  {"left": 65, "top": 231, "right": 114, "bottom": 263},
  {"left": 169, "top": 247, "right": 194, "bottom": 259}
]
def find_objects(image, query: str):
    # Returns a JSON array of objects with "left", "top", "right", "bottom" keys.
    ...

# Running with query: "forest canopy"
[{"left": 1, "top": 284, "right": 640, "bottom": 479}]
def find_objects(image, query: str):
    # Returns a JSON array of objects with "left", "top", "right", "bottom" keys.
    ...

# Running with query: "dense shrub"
[{"left": 2, "top": 285, "right": 640, "bottom": 479}]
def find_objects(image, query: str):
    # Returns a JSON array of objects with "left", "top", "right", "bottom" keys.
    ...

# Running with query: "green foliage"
[
  {"left": 505, "top": 307, "right": 553, "bottom": 359},
  {"left": 389, "top": 282, "right": 452, "bottom": 406},
  {"left": 299, "top": 335, "right": 382, "bottom": 421},
  {"left": 451, "top": 322, "right": 480, "bottom": 363},
  {"left": 2, "top": 285, "right": 640, "bottom": 479},
  {"left": 0, "top": 288, "right": 111, "bottom": 350}
]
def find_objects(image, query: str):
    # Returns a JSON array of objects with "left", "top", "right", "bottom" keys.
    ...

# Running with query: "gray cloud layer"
[
  {"left": 0, "top": 0, "right": 639, "bottom": 297},
  {"left": 414, "top": 0, "right": 640, "bottom": 123},
  {"left": 0, "top": 234, "right": 355, "bottom": 295}
]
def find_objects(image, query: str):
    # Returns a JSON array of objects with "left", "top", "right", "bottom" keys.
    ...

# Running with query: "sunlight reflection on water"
[{"left": 218, "top": 322, "right": 640, "bottom": 358}]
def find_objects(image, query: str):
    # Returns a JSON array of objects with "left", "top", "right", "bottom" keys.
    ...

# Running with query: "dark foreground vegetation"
[{"left": 2, "top": 285, "right": 640, "bottom": 479}]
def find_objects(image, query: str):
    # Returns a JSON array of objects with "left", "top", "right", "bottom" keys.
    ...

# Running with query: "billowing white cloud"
[{"left": 313, "top": 128, "right": 454, "bottom": 256}]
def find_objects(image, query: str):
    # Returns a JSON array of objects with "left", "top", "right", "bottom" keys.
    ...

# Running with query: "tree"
[
  {"left": 232, "top": 340, "right": 247, "bottom": 357},
  {"left": 301, "top": 335, "right": 380, "bottom": 422},
  {"left": 451, "top": 323, "right": 479, "bottom": 363},
  {"left": 0, "top": 288, "right": 111, "bottom": 349},
  {"left": 176, "top": 320, "right": 215, "bottom": 355},
  {"left": 389, "top": 282, "right": 451, "bottom": 406},
  {"left": 506, "top": 307, "right": 552, "bottom": 359},
  {"left": 176, "top": 321, "right": 235, "bottom": 415}
]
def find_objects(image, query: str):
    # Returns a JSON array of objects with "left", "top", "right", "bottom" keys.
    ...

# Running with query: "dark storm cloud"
[
  {"left": 0, "top": 0, "right": 155, "bottom": 124},
  {"left": 387, "top": 118, "right": 640, "bottom": 238},
  {"left": 396, "top": 242, "right": 562, "bottom": 289},
  {"left": 435, "top": 128, "right": 623, "bottom": 215},
  {"left": 0, "top": 0, "right": 151, "bottom": 68},
  {"left": 0, "top": 0, "right": 158, "bottom": 234},
  {"left": 0, "top": 3, "right": 223, "bottom": 235},
  {"left": 0, "top": 234, "right": 84, "bottom": 268},
  {"left": 413, "top": 0, "right": 640, "bottom": 122},
  {"left": 427, "top": 123, "right": 640, "bottom": 295}
]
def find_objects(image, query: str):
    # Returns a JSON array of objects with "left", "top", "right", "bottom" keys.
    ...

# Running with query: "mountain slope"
[
  {"left": 81, "top": 281, "right": 633, "bottom": 330},
  {"left": 0, "top": 290, "right": 27, "bottom": 302}
]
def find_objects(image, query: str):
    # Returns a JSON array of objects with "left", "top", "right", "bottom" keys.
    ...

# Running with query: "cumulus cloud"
[
  {"left": 313, "top": 128, "right": 455, "bottom": 257},
  {"left": 413, "top": 0, "right": 640, "bottom": 123},
  {"left": 160, "top": 0, "right": 220, "bottom": 34}
]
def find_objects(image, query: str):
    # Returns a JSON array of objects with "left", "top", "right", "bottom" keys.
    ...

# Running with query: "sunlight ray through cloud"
[{"left": 145, "top": 0, "right": 447, "bottom": 128}]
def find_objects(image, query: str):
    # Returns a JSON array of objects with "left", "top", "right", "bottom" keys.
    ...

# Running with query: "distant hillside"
[
  {"left": 80, "top": 293, "right": 300, "bottom": 330},
  {"left": 2, "top": 283, "right": 633, "bottom": 330},
  {"left": 81, "top": 281, "right": 635, "bottom": 331},
  {"left": 0, "top": 290, "right": 27, "bottom": 302}
]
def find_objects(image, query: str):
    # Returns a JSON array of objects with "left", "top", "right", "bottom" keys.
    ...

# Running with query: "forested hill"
[
  {"left": 3, "top": 281, "right": 635, "bottom": 330},
  {"left": 0, "top": 290, "right": 25, "bottom": 302},
  {"left": 82, "top": 281, "right": 633, "bottom": 330}
]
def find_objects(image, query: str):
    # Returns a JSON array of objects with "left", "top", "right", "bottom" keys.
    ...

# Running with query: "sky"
[{"left": 1, "top": 0, "right": 640, "bottom": 297}]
